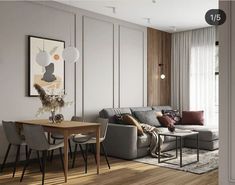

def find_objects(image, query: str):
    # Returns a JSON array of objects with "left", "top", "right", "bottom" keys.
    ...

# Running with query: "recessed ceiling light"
[
  {"left": 152, "top": 0, "right": 157, "bottom": 3},
  {"left": 143, "top": 18, "right": 151, "bottom": 24},
  {"left": 170, "top": 26, "right": 177, "bottom": 32}
]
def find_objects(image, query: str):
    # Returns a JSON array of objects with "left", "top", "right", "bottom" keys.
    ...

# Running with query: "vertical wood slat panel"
[{"left": 147, "top": 28, "right": 171, "bottom": 106}]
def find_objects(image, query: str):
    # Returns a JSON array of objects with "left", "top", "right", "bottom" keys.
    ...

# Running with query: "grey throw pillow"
[{"left": 134, "top": 110, "right": 161, "bottom": 127}]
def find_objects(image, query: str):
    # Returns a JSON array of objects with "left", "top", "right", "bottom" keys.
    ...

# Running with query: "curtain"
[
  {"left": 171, "top": 26, "right": 217, "bottom": 127},
  {"left": 171, "top": 31, "right": 192, "bottom": 113},
  {"left": 190, "top": 27, "right": 217, "bottom": 127}
]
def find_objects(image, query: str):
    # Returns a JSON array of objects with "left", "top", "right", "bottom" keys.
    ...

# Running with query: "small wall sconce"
[{"left": 158, "top": 63, "right": 165, "bottom": 80}]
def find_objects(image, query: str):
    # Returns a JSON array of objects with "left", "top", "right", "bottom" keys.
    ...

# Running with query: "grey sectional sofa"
[{"left": 99, "top": 106, "right": 219, "bottom": 160}]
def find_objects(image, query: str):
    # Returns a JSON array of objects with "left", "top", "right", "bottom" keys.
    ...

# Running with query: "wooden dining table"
[{"left": 16, "top": 119, "right": 101, "bottom": 183}]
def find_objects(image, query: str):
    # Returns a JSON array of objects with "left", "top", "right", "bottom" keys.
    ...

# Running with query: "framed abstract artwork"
[{"left": 28, "top": 36, "right": 65, "bottom": 96}]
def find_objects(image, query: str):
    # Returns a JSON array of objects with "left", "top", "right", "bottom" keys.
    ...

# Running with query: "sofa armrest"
[{"left": 103, "top": 123, "right": 138, "bottom": 160}]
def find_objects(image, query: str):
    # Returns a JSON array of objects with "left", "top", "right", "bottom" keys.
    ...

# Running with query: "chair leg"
[
  {"left": 0, "top": 144, "right": 11, "bottom": 172},
  {"left": 91, "top": 144, "right": 97, "bottom": 164},
  {"left": 79, "top": 144, "right": 86, "bottom": 162},
  {"left": 37, "top": 151, "right": 42, "bottom": 172},
  {"left": 20, "top": 149, "right": 32, "bottom": 182},
  {"left": 72, "top": 144, "right": 78, "bottom": 168},
  {"left": 12, "top": 145, "right": 21, "bottom": 177},
  {"left": 68, "top": 140, "right": 73, "bottom": 159},
  {"left": 50, "top": 139, "right": 56, "bottom": 161},
  {"left": 25, "top": 145, "right": 28, "bottom": 160},
  {"left": 59, "top": 148, "right": 65, "bottom": 175},
  {"left": 101, "top": 143, "right": 110, "bottom": 169},
  {"left": 85, "top": 144, "right": 88, "bottom": 173},
  {"left": 42, "top": 151, "right": 47, "bottom": 185}
]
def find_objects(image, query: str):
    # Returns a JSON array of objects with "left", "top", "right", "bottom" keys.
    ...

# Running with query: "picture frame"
[{"left": 28, "top": 36, "right": 65, "bottom": 97}]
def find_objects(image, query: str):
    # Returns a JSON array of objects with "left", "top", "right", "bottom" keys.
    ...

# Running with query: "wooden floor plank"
[{"left": 0, "top": 155, "right": 218, "bottom": 185}]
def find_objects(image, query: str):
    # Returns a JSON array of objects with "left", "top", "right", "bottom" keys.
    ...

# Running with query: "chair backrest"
[
  {"left": 23, "top": 124, "right": 49, "bottom": 151},
  {"left": 71, "top": 116, "right": 83, "bottom": 122},
  {"left": 96, "top": 118, "right": 109, "bottom": 139},
  {"left": 2, "top": 121, "right": 24, "bottom": 145}
]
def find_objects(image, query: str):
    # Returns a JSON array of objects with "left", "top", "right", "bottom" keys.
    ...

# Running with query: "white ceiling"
[{"left": 56, "top": 0, "right": 218, "bottom": 33}]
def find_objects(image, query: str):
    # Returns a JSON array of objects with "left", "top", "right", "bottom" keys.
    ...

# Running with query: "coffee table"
[{"left": 158, "top": 130, "right": 199, "bottom": 167}]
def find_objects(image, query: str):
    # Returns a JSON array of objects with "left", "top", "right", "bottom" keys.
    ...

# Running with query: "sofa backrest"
[
  {"left": 130, "top": 107, "right": 152, "bottom": 113},
  {"left": 99, "top": 106, "right": 172, "bottom": 123},
  {"left": 99, "top": 108, "right": 132, "bottom": 123},
  {"left": 152, "top": 106, "right": 172, "bottom": 112}
]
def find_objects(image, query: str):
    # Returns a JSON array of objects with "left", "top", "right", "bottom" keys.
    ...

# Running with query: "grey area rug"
[{"left": 134, "top": 148, "right": 218, "bottom": 174}]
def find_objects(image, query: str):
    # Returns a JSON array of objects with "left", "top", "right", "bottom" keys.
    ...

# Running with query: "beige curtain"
[{"left": 171, "top": 30, "right": 192, "bottom": 113}]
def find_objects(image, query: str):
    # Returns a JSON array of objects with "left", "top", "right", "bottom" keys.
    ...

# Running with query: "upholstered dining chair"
[
  {"left": 1, "top": 121, "right": 27, "bottom": 177},
  {"left": 20, "top": 124, "right": 64, "bottom": 185},
  {"left": 72, "top": 118, "right": 110, "bottom": 173},
  {"left": 50, "top": 116, "right": 83, "bottom": 161}
]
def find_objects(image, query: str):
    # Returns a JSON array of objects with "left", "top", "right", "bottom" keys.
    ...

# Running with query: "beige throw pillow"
[{"left": 122, "top": 114, "right": 144, "bottom": 136}]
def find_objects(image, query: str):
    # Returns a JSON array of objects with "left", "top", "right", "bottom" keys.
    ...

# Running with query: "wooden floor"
[{"left": 0, "top": 154, "right": 218, "bottom": 185}]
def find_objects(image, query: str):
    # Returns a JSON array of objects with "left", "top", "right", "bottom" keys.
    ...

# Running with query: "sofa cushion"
[
  {"left": 134, "top": 110, "right": 161, "bottom": 127},
  {"left": 99, "top": 108, "right": 132, "bottom": 123},
  {"left": 137, "top": 133, "right": 151, "bottom": 148},
  {"left": 175, "top": 125, "right": 219, "bottom": 141},
  {"left": 157, "top": 115, "right": 175, "bottom": 127},
  {"left": 162, "top": 110, "right": 181, "bottom": 123},
  {"left": 181, "top": 111, "right": 204, "bottom": 125}
]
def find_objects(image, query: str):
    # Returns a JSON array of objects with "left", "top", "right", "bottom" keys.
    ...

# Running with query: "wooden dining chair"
[
  {"left": 50, "top": 116, "right": 83, "bottom": 161},
  {"left": 72, "top": 118, "right": 110, "bottom": 173},
  {"left": 20, "top": 124, "right": 64, "bottom": 185},
  {"left": 1, "top": 121, "right": 27, "bottom": 177}
]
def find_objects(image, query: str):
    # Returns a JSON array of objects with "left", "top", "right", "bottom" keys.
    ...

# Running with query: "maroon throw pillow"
[
  {"left": 158, "top": 115, "right": 175, "bottom": 127},
  {"left": 181, "top": 111, "right": 204, "bottom": 125}
]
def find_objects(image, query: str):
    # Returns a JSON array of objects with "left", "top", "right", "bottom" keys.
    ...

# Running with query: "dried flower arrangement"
[{"left": 34, "top": 84, "right": 72, "bottom": 122}]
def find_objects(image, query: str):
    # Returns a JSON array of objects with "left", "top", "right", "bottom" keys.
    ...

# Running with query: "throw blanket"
[{"left": 140, "top": 123, "right": 164, "bottom": 158}]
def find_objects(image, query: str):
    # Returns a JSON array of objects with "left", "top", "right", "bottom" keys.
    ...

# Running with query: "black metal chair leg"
[
  {"left": 68, "top": 140, "right": 73, "bottom": 159},
  {"left": 37, "top": 151, "right": 42, "bottom": 172},
  {"left": 50, "top": 139, "right": 56, "bottom": 161},
  {"left": 85, "top": 144, "right": 88, "bottom": 173},
  {"left": 101, "top": 143, "right": 110, "bottom": 169},
  {"left": 42, "top": 151, "right": 47, "bottom": 185},
  {"left": 0, "top": 144, "right": 11, "bottom": 172},
  {"left": 72, "top": 144, "right": 78, "bottom": 168},
  {"left": 92, "top": 144, "right": 97, "bottom": 164},
  {"left": 25, "top": 145, "right": 28, "bottom": 160},
  {"left": 79, "top": 144, "right": 86, "bottom": 162},
  {"left": 59, "top": 148, "right": 65, "bottom": 175},
  {"left": 20, "top": 149, "right": 32, "bottom": 182},
  {"left": 12, "top": 145, "right": 21, "bottom": 177}
]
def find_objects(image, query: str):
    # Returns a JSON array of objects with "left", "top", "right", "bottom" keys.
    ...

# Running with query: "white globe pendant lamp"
[
  {"left": 36, "top": 50, "right": 50, "bottom": 67},
  {"left": 62, "top": 46, "right": 80, "bottom": 63}
]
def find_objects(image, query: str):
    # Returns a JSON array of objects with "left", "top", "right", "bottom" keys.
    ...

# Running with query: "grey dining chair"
[
  {"left": 72, "top": 118, "right": 110, "bottom": 173},
  {"left": 20, "top": 124, "right": 64, "bottom": 185},
  {"left": 50, "top": 116, "right": 83, "bottom": 161},
  {"left": 1, "top": 121, "right": 27, "bottom": 177}
]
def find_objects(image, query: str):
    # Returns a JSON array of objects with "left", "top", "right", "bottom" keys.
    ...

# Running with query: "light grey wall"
[{"left": 0, "top": 1, "right": 147, "bottom": 162}]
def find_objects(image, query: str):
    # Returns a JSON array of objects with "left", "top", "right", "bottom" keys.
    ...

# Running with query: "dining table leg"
[
  {"left": 96, "top": 126, "right": 100, "bottom": 174},
  {"left": 63, "top": 130, "right": 69, "bottom": 182}
]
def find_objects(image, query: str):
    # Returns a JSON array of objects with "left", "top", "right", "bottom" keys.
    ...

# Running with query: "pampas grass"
[{"left": 34, "top": 84, "right": 72, "bottom": 116}]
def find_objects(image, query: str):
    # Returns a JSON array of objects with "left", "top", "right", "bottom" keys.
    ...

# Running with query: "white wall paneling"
[
  {"left": 83, "top": 16, "right": 114, "bottom": 121},
  {"left": 119, "top": 26, "right": 145, "bottom": 107}
]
